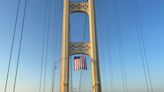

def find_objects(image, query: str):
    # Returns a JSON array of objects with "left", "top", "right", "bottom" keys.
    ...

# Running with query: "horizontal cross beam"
[
  {"left": 69, "top": 2, "right": 89, "bottom": 14},
  {"left": 69, "top": 42, "right": 90, "bottom": 56}
]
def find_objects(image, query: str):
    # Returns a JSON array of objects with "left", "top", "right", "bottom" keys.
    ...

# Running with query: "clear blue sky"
[{"left": 0, "top": 0, "right": 164, "bottom": 92}]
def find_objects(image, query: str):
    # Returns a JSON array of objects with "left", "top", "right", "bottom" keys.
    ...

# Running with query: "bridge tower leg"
[{"left": 60, "top": 0, "right": 101, "bottom": 92}]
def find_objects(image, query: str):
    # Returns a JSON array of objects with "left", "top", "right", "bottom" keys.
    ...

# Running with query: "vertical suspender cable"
[
  {"left": 69, "top": 18, "right": 73, "bottom": 92},
  {"left": 69, "top": 2, "right": 73, "bottom": 90},
  {"left": 79, "top": 13, "right": 87, "bottom": 92},
  {"left": 51, "top": 27, "right": 56, "bottom": 92},
  {"left": 52, "top": 1, "right": 57, "bottom": 92},
  {"left": 52, "top": 0, "right": 59, "bottom": 92},
  {"left": 131, "top": 0, "right": 154, "bottom": 92},
  {"left": 43, "top": 0, "right": 51, "bottom": 91},
  {"left": 59, "top": 0, "right": 62, "bottom": 91},
  {"left": 83, "top": 14, "right": 87, "bottom": 42},
  {"left": 56, "top": 67, "right": 60, "bottom": 92},
  {"left": 55, "top": 0, "right": 62, "bottom": 91},
  {"left": 4, "top": 0, "right": 21, "bottom": 92},
  {"left": 78, "top": 71, "right": 82, "bottom": 92},
  {"left": 78, "top": 10, "right": 89, "bottom": 91},
  {"left": 99, "top": 0, "right": 108, "bottom": 91},
  {"left": 39, "top": 0, "right": 48, "bottom": 92},
  {"left": 133, "top": 2, "right": 150, "bottom": 91},
  {"left": 51, "top": 0, "right": 59, "bottom": 91},
  {"left": 109, "top": 58, "right": 115, "bottom": 92},
  {"left": 70, "top": 58, "right": 73, "bottom": 92},
  {"left": 69, "top": 6, "right": 72, "bottom": 92},
  {"left": 12, "top": 0, "right": 28, "bottom": 92},
  {"left": 51, "top": 1, "right": 57, "bottom": 90},
  {"left": 114, "top": 0, "right": 128, "bottom": 92},
  {"left": 105, "top": 0, "right": 116, "bottom": 91},
  {"left": 116, "top": 21, "right": 128, "bottom": 92},
  {"left": 57, "top": 0, "right": 62, "bottom": 61},
  {"left": 52, "top": 0, "right": 60, "bottom": 91}
]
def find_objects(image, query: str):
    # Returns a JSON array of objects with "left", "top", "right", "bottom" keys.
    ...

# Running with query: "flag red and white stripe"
[{"left": 74, "top": 56, "right": 87, "bottom": 71}]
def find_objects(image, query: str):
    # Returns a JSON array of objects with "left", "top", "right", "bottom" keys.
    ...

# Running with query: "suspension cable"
[
  {"left": 56, "top": 66, "right": 60, "bottom": 92},
  {"left": 55, "top": 0, "right": 62, "bottom": 91},
  {"left": 51, "top": 0, "right": 62, "bottom": 89},
  {"left": 51, "top": 0, "right": 58, "bottom": 91},
  {"left": 99, "top": 1, "right": 108, "bottom": 91},
  {"left": 58, "top": 0, "right": 62, "bottom": 60},
  {"left": 114, "top": 0, "right": 128, "bottom": 92},
  {"left": 78, "top": 13, "right": 87, "bottom": 92},
  {"left": 117, "top": 25, "right": 128, "bottom": 92},
  {"left": 78, "top": 70, "right": 82, "bottom": 92},
  {"left": 131, "top": 0, "right": 154, "bottom": 92},
  {"left": 51, "top": 28, "right": 56, "bottom": 92},
  {"left": 43, "top": 0, "right": 51, "bottom": 91},
  {"left": 70, "top": 58, "right": 73, "bottom": 92},
  {"left": 12, "top": 0, "right": 28, "bottom": 92},
  {"left": 109, "top": 58, "right": 116, "bottom": 92},
  {"left": 50, "top": 0, "right": 62, "bottom": 91},
  {"left": 38, "top": 0, "right": 49, "bottom": 92},
  {"left": 69, "top": 10, "right": 73, "bottom": 92},
  {"left": 4, "top": 0, "right": 21, "bottom": 92}
]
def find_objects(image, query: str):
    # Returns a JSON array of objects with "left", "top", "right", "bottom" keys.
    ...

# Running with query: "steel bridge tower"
[{"left": 60, "top": 0, "right": 102, "bottom": 92}]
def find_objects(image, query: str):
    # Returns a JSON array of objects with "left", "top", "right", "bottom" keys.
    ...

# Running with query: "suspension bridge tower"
[{"left": 60, "top": 0, "right": 102, "bottom": 92}]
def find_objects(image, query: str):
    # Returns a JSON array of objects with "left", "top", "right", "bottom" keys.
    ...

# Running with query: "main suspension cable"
[{"left": 4, "top": 0, "right": 21, "bottom": 92}]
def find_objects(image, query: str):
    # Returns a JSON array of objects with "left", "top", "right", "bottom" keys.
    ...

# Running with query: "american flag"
[{"left": 74, "top": 56, "right": 87, "bottom": 71}]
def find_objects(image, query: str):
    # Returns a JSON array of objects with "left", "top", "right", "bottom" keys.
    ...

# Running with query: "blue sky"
[{"left": 0, "top": 0, "right": 164, "bottom": 92}]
